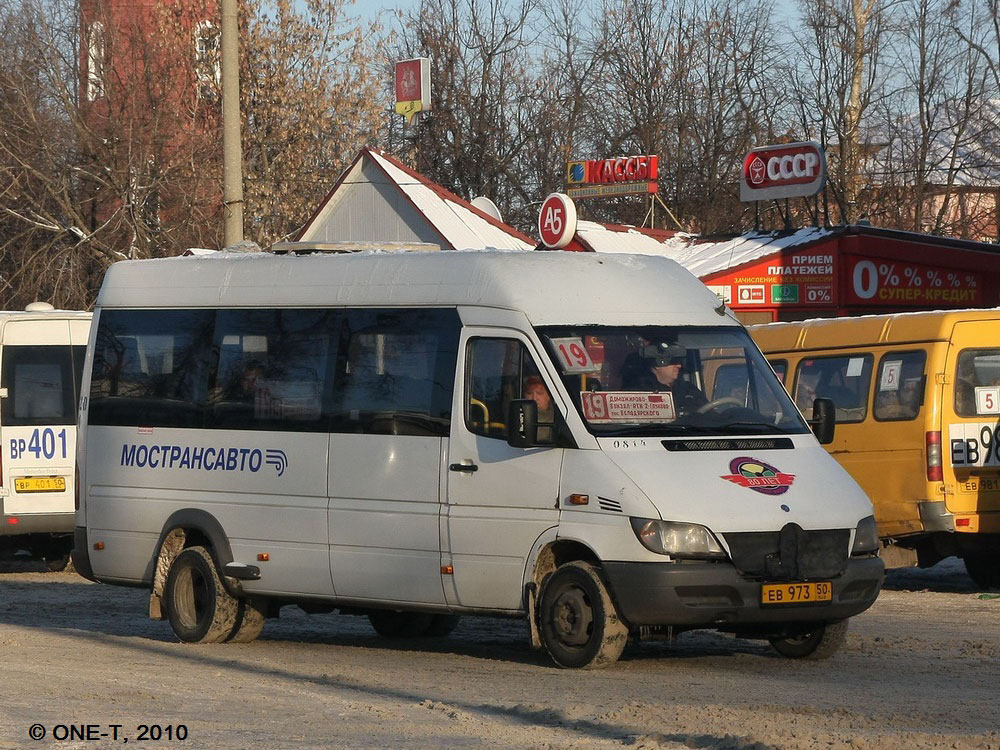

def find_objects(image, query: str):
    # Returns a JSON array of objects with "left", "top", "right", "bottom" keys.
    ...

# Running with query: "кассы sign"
[
  {"left": 567, "top": 155, "right": 659, "bottom": 185},
  {"left": 740, "top": 141, "right": 826, "bottom": 202}
]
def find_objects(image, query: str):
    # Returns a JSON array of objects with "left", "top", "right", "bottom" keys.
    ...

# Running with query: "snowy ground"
[{"left": 0, "top": 557, "right": 996, "bottom": 750}]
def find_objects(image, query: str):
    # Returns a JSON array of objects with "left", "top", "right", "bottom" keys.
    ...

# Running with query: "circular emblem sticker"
[{"left": 721, "top": 456, "right": 796, "bottom": 496}]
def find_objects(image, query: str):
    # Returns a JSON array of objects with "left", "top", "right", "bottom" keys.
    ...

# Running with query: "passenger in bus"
[
  {"left": 219, "top": 360, "right": 265, "bottom": 403},
  {"left": 624, "top": 343, "right": 706, "bottom": 415},
  {"left": 898, "top": 377, "right": 922, "bottom": 417},
  {"left": 794, "top": 371, "right": 819, "bottom": 419},
  {"left": 875, "top": 388, "right": 903, "bottom": 418},
  {"left": 523, "top": 374, "right": 555, "bottom": 441},
  {"left": 955, "top": 361, "right": 977, "bottom": 415}
]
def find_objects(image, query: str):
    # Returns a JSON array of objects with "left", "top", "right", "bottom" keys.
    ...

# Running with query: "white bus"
[
  {"left": 0, "top": 303, "right": 91, "bottom": 569},
  {"left": 73, "top": 249, "right": 882, "bottom": 668}
]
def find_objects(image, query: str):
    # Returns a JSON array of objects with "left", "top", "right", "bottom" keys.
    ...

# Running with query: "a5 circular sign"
[{"left": 538, "top": 193, "right": 577, "bottom": 249}]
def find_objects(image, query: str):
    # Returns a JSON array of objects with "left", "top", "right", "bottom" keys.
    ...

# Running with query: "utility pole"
[{"left": 221, "top": 0, "right": 244, "bottom": 245}]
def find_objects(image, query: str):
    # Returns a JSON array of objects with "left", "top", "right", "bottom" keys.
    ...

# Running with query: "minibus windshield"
[{"left": 539, "top": 326, "right": 809, "bottom": 437}]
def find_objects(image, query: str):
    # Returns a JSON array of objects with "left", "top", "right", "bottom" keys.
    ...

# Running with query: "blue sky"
[{"left": 355, "top": 0, "right": 419, "bottom": 22}]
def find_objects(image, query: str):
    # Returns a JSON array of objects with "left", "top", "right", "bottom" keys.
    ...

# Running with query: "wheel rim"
[
  {"left": 551, "top": 585, "right": 594, "bottom": 647},
  {"left": 781, "top": 633, "right": 815, "bottom": 646},
  {"left": 175, "top": 566, "right": 210, "bottom": 629}
]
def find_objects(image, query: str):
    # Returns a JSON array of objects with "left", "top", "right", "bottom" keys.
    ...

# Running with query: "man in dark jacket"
[{"left": 626, "top": 342, "right": 707, "bottom": 416}]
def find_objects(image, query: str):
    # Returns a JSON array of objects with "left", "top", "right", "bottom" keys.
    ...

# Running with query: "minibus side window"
[
  {"left": 465, "top": 338, "right": 554, "bottom": 443},
  {"left": 954, "top": 349, "right": 1000, "bottom": 417},
  {"left": 330, "top": 309, "right": 460, "bottom": 437},
  {"left": 91, "top": 308, "right": 460, "bottom": 434},
  {"left": 89, "top": 310, "right": 214, "bottom": 428},
  {"left": 873, "top": 351, "right": 926, "bottom": 421},
  {"left": 793, "top": 354, "right": 873, "bottom": 423},
  {"left": 209, "top": 309, "right": 334, "bottom": 431}
]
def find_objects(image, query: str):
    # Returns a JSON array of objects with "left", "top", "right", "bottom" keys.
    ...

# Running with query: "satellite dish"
[
  {"left": 25, "top": 301, "right": 55, "bottom": 312},
  {"left": 471, "top": 196, "right": 503, "bottom": 223}
]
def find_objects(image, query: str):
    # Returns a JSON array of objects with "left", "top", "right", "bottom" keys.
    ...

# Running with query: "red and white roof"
[{"left": 297, "top": 148, "right": 534, "bottom": 252}]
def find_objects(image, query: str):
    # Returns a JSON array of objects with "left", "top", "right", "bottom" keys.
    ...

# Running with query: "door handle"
[{"left": 449, "top": 462, "right": 479, "bottom": 473}]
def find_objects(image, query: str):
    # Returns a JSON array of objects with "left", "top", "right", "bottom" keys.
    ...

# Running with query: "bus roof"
[
  {"left": 0, "top": 309, "right": 91, "bottom": 324},
  {"left": 750, "top": 308, "right": 1000, "bottom": 352},
  {"left": 96, "top": 250, "right": 735, "bottom": 327}
]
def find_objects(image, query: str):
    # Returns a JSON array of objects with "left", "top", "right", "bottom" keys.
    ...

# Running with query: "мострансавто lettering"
[{"left": 121, "top": 443, "right": 263, "bottom": 472}]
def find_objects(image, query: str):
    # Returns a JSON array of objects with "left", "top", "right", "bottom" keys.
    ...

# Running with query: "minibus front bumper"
[{"left": 602, "top": 556, "right": 884, "bottom": 627}]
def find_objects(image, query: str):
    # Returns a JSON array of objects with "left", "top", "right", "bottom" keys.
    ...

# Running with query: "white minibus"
[
  {"left": 0, "top": 303, "right": 91, "bottom": 569},
  {"left": 73, "top": 249, "right": 882, "bottom": 668}
]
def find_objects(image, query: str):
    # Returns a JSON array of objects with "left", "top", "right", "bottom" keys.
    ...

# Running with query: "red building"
[
  {"left": 692, "top": 225, "right": 1000, "bottom": 324},
  {"left": 79, "top": 0, "right": 222, "bottom": 254}
]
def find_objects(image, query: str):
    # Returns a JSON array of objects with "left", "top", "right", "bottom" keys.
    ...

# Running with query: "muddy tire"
[
  {"left": 164, "top": 546, "right": 239, "bottom": 643},
  {"left": 963, "top": 555, "right": 1000, "bottom": 589},
  {"left": 44, "top": 553, "right": 70, "bottom": 572},
  {"left": 227, "top": 597, "right": 267, "bottom": 643},
  {"left": 368, "top": 611, "right": 435, "bottom": 638},
  {"left": 41, "top": 538, "right": 73, "bottom": 571},
  {"left": 769, "top": 619, "right": 849, "bottom": 659},
  {"left": 538, "top": 561, "right": 628, "bottom": 669},
  {"left": 425, "top": 614, "right": 461, "bottom": 637}
]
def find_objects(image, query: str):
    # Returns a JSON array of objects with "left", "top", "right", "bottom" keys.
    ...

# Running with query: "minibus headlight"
[
  {"left": 851, "top": 515, "right": 879, "bottom": 555},
  {"left": 629, "top": 517, "right": 726, "bottom": 558}
]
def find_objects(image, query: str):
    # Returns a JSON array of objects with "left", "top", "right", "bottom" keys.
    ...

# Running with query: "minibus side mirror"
[
  {"left": 507, "top": 399, "right": 538, "bottom": 448},
  {"left": 809, "top": 397, "right": 836, "bottom": 444}
]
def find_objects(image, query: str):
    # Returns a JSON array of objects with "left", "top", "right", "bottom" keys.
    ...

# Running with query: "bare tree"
[
  {"left": 240, "top": 0, "right": 387, "bottom": 244},
  {"left": 0, "top": 0, "right": 224, "bottom": 309},
  {"left": 395, "top": 0, "right": 540, "bottom": 229},
  {"left": 791, "top": 0, "right": 894, "bottom": 224}
]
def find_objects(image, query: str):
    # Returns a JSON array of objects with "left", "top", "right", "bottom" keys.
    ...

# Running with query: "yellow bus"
[{"left": 750, "top": 310, "right": 1000, "bottom": 588}]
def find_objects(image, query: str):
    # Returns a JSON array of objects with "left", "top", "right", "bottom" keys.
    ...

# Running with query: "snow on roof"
[
  {"left": 574, "top": 220, "right": 833, "bottom": 278},
  {"left": 674, "top": 227, "right": 834, "bottom": 277},
  {"left": 368, "top": 150, "right": 534, "bottom": 252}
]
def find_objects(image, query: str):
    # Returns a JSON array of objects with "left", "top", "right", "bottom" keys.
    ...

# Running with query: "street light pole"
[{"left": 221, "top": 0, "right": 244, "bottom": 245}]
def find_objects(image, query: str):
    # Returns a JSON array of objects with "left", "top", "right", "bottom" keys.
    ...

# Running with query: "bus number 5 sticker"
[{"left": 551, "top": 337, "right": 601, "bottom": 373}]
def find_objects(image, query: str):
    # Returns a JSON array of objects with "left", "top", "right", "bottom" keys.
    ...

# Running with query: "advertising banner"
[
  {"left": 706, "top": 251, "right": 837, "bottom": 309},
  {"left": 845, "top": 257, "right": 984, "bottom": 307},
  {"left": 565, "top": 155, "right": 659, "bottom": 198},
  {"left": 740, "top": 141, "right": 826, "bottom": 202}
]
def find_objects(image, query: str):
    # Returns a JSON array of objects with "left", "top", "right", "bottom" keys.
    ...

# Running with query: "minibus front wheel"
[
  {"left": 538, "top": 561, "right": 628, "bottom": 669},
  {"left": 164, "top": 545, "right": 240, "bottom": 643},
  {"left": 768, "top": 619, "right": 848, "bottom": 659}
]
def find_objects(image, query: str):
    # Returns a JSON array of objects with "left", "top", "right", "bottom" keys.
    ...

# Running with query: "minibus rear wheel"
[
  {"left": 227, "top": 598, "right": 267, "bottom": 643},
  {"left": 164, "top": 546, "right": 240, "bottom": 643},
  {"left": 963, "top": 555, "right": 1000, "bottom": 589},
  {"left": 538, "top": 561, "right": 628, "bottom": 669},
  {"left": 768, "top": 620, "right": 848, "bottom": 659}
]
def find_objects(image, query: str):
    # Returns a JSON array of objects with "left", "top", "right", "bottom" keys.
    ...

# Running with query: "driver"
[{"left": 630, "top": 343, "right": 707, "bottom": 415}]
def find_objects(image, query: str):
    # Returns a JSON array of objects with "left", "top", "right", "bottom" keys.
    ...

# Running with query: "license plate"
[
  {"left": 961, "top": 476, "right": 1000, "bottom": 493},
  {"left": 14, "top": 476, "right": 67, "bottom": 493},
  {"left": 761, "top": 581, "right": 832, "bottom": 605}
]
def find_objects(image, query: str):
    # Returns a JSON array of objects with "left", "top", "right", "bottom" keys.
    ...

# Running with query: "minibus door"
[
  {"left": 946, "top": 321, "right": 1000, "bottom": 517},
  {"left": 0, "top": 319, "right": 80, "bottom": 518},
  {"left": 444, "top": 330, "right": 562, "bottom": 610}
]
